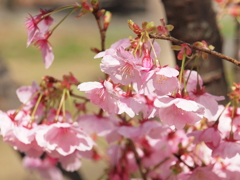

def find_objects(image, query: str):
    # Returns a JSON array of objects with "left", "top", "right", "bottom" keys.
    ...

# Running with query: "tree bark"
[
  {"left": 161, "top": 0, "right": 228, "bottom": 101},
  {"left": 234, "top": 22, "right": 240, "bottom": 83}
]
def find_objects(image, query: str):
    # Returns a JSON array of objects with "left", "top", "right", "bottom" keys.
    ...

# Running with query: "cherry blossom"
[
  {"left": 154, "top": 96, "right": 205, "bottom": 129},
  {"left": 23, "top": 156, "right": 62, "bottom": 180}
]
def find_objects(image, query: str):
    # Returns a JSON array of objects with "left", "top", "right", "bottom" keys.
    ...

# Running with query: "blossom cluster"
[{"left": 2, "top": 1, "right": 240, "bottom": 180}]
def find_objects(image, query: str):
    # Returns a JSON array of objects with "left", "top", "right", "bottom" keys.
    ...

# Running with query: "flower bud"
[
  {"left": 103, "top": 11, "right": 112, "bottom": 30},
  {"left": 142, "top": 48, "right": 153, "bottom": 71}
]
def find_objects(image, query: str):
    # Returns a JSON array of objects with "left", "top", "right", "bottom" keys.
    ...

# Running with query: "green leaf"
[
  {"left": 171, "top": 45, "right": 181, "bottom": 51},
  {"left": 166, "top": 25, "right": 174, "bottom": 31}
]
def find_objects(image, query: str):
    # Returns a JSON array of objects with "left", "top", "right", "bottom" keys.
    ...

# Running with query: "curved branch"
[{"left": 149, "top": 34, "right": 240, "bottom": 67}]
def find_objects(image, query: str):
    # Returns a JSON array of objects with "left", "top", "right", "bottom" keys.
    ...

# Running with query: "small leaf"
[
  {"left": 166, "top": 25, "right": 174, "bottom": 31},
  {"left": 171, "top": 45, "right": 181, "bottom": 51},
  {"left": 208, "top": 45, "right": 215, "bottom": 50}
]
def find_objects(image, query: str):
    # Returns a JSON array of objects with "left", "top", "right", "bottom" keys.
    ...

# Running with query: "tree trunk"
[
  {"left": 234, "top": 23, "right": 240, "bottom": 83},
  {"left": 161, "top": 0, "right": 228, "bottom": 101}
]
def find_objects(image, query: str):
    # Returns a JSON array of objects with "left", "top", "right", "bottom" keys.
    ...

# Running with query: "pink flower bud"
[
  {"left": 103, "top": 11, "right": 112, "bottom": 30},
  {"left": 228, "top": 5, "right": 240, "bottom": 17},
  {"left": 142, "top": 48, "right": 153, "bottom": 71},
  {"left": 128, "top": 20, "right": 142, "bottom": 35}
]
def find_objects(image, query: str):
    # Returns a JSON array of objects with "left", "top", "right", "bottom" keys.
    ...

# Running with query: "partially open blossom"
[
  {"left": 33, "top": 32, "right": 54, "bottom": 69},
  {"left": 25, "top": 9, "right": 54, "bottom": 47},
  {"left": 173, "top": 43, "right": 192, "bottom": 60}
]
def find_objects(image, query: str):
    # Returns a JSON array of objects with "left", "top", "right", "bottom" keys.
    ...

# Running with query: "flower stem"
[
  {"left": 179, "top": 51, "right": 187, "bottom": 90},
  {"left": 50, "top": 8, "right": 77, "bottom": 35},
  {"left": 55, "top": 89, "right": 66, "bottom": 122},
  {"left": 31, "top": 93, "right": 43, "bottom": 122}
]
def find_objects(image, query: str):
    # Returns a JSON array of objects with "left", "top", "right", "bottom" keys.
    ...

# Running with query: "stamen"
[{"left": 117, "top": 62, "right": 134, "bottom": 79}]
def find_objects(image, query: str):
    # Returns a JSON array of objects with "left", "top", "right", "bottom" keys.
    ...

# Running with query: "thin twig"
[
  {"left": 92, "top": 9, "right": 106, "bottom": 51},
  {"left": 146, "top": 157, "right": 171, "bottom": 175},
  {"left": 173, "top": 153, "right": 195, "bottom": 171},
  {"left": 149, "top": 34, "right": 240, "bottom": 67},
  {"left": 70, "top": 92, "right": 89, "bottom": 101},
  {"left": 128, "top": 139, "right": 147, "bottom": 180}
]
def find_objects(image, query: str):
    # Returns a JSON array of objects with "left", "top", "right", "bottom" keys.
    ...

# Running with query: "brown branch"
[
  {"left": 92, "top": 9, "right": 106, "bottom": 51},
  {"left": 146, "top": 157, "right": 171, "bottom": 175},
  {"left": 128, "top": 139, "right": 147, "bottom": 180},
  {"left": 149, "top": 34, "right": 240, "bottom": 67},
  {"left": 173, "top": 153, "right": 195, "bottom": 171}
]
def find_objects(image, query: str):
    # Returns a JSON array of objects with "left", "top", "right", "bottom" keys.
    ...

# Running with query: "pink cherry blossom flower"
[
  {"left": 36, "top": 122, "right": 94, "bottom": 157},
  {"left": 0, "top": 111, "right": 43, "bottom": 157},
  {"left": 77, "top": 114, "right": 120, "bottom": 137},
  {"left": 33, "top": 32, "right": 54, "bottom": 69},
  {"left": 188, "top": 165, "right": 221, "bottom": 180},
  {"left": 188, "top": 127, "right": 222, "bottom": 149},
  {"left": 58, "top": 150, "right": 82, "bottom": 172},
  {"left": 184, "top": 70, "right": 224, "bottom": 118},
  {"left": 142, "top": 66, "right": 179, "bottom": 96},
  {"left": 78, "top": 80, "right": 120, "bottom": 114},
  {"left": 100, "top": 47, "right": 142, "bottom": 85},
  {"left": 94, "top": 38, "right": 131, "bottom": 58},
  {"left": 118, "top": 91, "right": 145, "bottom": 118},
  {"left": 117, "top": 120, "right": 164, "bottom": 140},
  {"left": 16, "top": 81, "right": 39, "bottom": 110},
  {"left": 154, "top": 96, "right": 205, "bottom": 129},
  {"left": 23, "top": 156, "right": 62, "bottom": 180},
  {"left": 141, "top": 48, "right": 154, "bottom": 71},
  {"left": 212, "top": 141, "right": 240, "bottom": 159},
  {"left": 25, "top": 9, "right": 54, "bottom": 47}
]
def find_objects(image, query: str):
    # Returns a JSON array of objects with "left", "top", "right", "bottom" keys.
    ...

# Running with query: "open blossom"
[
  {"left": 100, "top": 47, "right": 142, "bottom": 85},
  {"left": 141, "top": 66, "right": 179, "bottom": 96},
  {"left": 78, "top": 81, "right": 120, "bottom": 114},
  {"left": 0, "top": 111, "right": 43, "bottom": 157},
  {"left": 184, "top": 70, "right": 224, "bottom": 118},
  {"left": 36, "top": 122, "right": 94, "bottom": 157},
  {"left": 77, "top": 114, "right": 120, "bottom": 137},
  {"left": 188, "top": 127, "right": 222, "bottom": 149},
  {"left": 154, "top": 96, "right": 205, "bottom": 129},
  {"left": 79, "top": 80, "right": 143, "bottom": 117},
  {"left": 212, "top": 141, "right": 240, "bottom": 159}
]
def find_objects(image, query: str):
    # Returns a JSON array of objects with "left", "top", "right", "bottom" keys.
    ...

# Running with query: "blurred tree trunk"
[
  {"left": 234, "top": 23, "right": 240, "bottom": 83},
  {"left": 161, "top": 0, "right": 228, "bottom": 102},
  {"left": 0, "top": 57, "right": 19, "bottom": 110}
]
